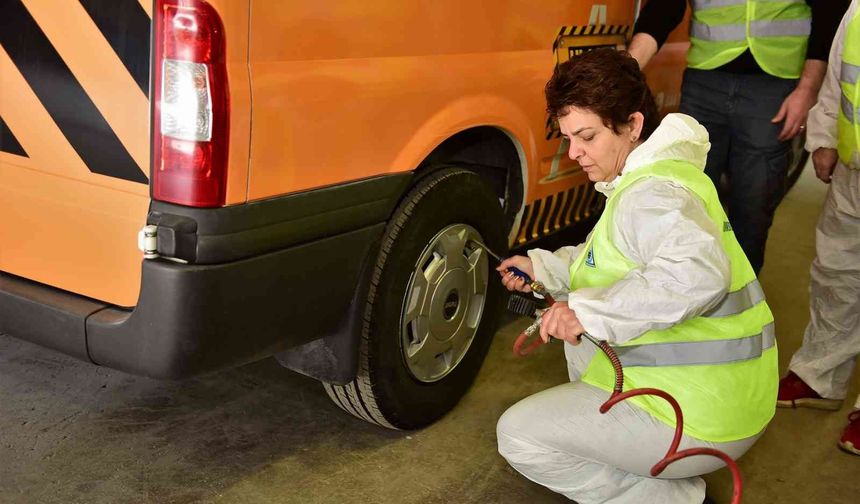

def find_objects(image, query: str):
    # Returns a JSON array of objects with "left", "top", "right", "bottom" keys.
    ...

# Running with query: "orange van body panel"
[
  {"left": 0, "top": 0, "right": 150, "bottom": 307},
  {"left": 24, "top": 0, "right": 150, "bottom": 172},
  {"left": 0, "top": 0, "right": 252, "bottom": 306},
  {"left": 208, "top": 0, "right": 251, "bottom": 205},
  {"left": 136, "top": 0, "right": 152, "bottom": 18},
  {"left": 246, "top": 1, "right": 635, "bottom": 207}
]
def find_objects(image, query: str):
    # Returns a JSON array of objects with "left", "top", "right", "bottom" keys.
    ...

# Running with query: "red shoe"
[
  {"left": 838, "top": 410, "right": 860, "bottom": 456},
  {"left": 776, "top": 372, "right": 843, "bottom": 410}
]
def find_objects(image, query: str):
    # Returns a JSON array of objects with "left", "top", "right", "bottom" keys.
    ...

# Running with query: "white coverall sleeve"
[
  {"left": 526, "top": 243, "right": 586, "bottom": 301},
  {"left": 568, "top": 179, "right": 731, "bottom": 344},
  {"left": 805, "top": 2, "right": 853, "bottom": 152}
]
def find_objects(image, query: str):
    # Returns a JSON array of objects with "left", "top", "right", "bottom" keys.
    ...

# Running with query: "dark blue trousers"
[{"left": 679, "top": 68, "right": 796, "bottom": 275}]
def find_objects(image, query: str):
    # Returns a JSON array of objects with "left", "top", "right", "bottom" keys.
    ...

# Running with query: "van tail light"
[{"left": 152, "top": 0, "right": 229, "bottom": 207}]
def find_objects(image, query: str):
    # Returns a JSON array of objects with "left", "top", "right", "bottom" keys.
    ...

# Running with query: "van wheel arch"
[{"left": 415, "top": 126, "right": 525, "bottom": 231}]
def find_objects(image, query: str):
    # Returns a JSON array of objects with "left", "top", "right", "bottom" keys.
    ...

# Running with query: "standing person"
[
  {"left": 495, "top": 49, "right": 776, "bottom": 504},
  {"left": 628, "top": 0, "right": 849, "bottom": 275},
  {"left": 776, "top": 0, "right": 860, "bottom": 456}
]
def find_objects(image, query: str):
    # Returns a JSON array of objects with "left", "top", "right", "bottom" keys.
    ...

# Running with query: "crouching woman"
[{"left": 495, "top": 49, "right": 776, "bottom": 504}]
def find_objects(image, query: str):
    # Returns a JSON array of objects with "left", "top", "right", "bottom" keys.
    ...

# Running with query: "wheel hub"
[
  {"left": 442, "top": 289, "right": 460, "bottom": 321},
  {"left": 400, "top": 224, "right": 490, "bottom": 383}
]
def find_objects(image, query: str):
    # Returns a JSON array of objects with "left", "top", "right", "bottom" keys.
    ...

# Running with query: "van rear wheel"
[{"left": 323, "top": 168, "right": 506, "bottom": 429}]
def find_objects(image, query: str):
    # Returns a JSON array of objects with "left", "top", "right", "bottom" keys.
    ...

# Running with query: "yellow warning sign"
[{"left": 553, "top": 24, "right": 631, "bottom": 66}]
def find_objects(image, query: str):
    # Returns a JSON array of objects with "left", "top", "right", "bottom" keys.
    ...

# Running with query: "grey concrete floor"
[{"left": 2, "top": 165, "right": 860, "bottom": 504}]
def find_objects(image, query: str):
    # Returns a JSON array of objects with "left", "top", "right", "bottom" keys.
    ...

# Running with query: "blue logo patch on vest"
[{"left": 585, "top": 247, "right": 596, "bottom": 268}]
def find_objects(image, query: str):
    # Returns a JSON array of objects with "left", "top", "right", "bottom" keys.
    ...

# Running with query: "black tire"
[{"left": 324, "top": 168, "right": 507, "bottom": 429}]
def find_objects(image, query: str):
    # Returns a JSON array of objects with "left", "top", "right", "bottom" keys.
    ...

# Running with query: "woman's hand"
[
  {"left": 497, "top": 255, "right": 535, "bottom": 293},
  {"left": 539, "top": 302, "right": 584, "bottom": 345}
]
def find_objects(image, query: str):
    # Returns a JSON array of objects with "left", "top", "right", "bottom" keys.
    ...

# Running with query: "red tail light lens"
[{"left": 152, "top": 0, "right": 229, "bottom": 207}]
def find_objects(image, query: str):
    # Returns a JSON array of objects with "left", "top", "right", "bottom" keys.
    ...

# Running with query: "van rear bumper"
[
  {"left": 0, "top": 174, "right": 412, "bottom": 380},
  {"left": 89, "top": 223, "right": 383, "bottom": 379}
]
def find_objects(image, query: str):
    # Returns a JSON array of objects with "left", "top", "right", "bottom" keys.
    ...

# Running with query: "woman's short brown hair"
[{"left": 545, "top": 48, "right": 659, "bottom": 140}]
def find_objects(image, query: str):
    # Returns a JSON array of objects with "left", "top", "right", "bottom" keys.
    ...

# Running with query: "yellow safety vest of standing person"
[
  {"left": 570, "top": 161, "right": 778, "bottom": 443},
  {"left": 838, "top": 8, "right": 860, "bottom": 166},
  {"left": 687, "top": 0, "right": 812, "bottom": 79}
]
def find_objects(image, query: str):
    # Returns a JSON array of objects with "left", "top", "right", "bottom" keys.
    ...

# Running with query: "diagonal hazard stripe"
[
  {"left": 0, "top": 116, "right": 28, "bottom": 157},
  {"left": 78, "top": 0, "right": 151, "bottom": 97},
  {"left": 0, "top": 0, "right": 148, "bottom": 184}
]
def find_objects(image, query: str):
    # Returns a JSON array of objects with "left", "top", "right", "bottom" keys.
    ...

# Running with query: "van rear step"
[{"left": 0, "top": 272, "right": 106, "bottom": 362}]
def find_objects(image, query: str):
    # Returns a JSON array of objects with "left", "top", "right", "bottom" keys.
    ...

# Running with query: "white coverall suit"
[
  {"left": 788, "top": 0, "right": 860, "bottom": 410},
  {"left": 496, "top": 114, "right": 763, "bottom": 503}
]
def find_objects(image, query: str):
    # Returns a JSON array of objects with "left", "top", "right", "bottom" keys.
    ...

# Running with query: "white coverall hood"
[{"left": 594, "top": 113, "right": 712, "bottom": 198}]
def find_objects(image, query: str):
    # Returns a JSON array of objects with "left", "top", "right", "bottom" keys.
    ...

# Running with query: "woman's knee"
[{"left": 496, "top": 399, "right": 548, "bottom": 464}]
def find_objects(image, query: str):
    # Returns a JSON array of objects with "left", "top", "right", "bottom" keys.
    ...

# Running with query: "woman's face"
[{"left": 558, "top": 107, "right": 643, "bottom": 183}]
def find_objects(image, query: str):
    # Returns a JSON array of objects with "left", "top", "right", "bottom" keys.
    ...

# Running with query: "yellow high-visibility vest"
[
  {"left": 571, "top": 160, "right": 777, "bottom": 442},
  {"left": 687, "top": 0, "right": 811, "bottom": 79},
  {"left": 838, "top": 8, "right": 860, "bottom": 167}
]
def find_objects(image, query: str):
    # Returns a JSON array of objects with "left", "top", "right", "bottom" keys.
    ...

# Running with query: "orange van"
[{"left": 0, "top": 0, "right": 687, "bottom": 429}]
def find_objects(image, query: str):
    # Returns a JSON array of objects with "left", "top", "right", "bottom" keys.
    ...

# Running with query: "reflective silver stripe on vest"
[
  {"left": 691, "top": 0, "right": 745, "bottom": 9},
  {"left": 842, "top": 62, "right": 860, "bottom": 85},
  {"left": 703, "top": 279, "right": 766, "bottom": 318},
  {"left": 615, "top": 323, "right": 776, "bottom": 367},
  {"left": 749, "top": 19, "right": 811, "bottom": 38},
  {"left": 690, "top": 21, "right": 746, "bottom": 41},
  {"left": 691, "top": 19, "right": 811, "bottom": 42},
  {"left": 843, "top": 93, "right": 857, "bottom": 124},
  {"left": 691, "top": 0, "right": 805, "bottom": 9}
]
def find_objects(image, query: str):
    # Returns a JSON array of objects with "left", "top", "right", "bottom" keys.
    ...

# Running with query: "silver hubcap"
[{"left": 401, "top": 224, "right": 489, "bottom": 383}]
